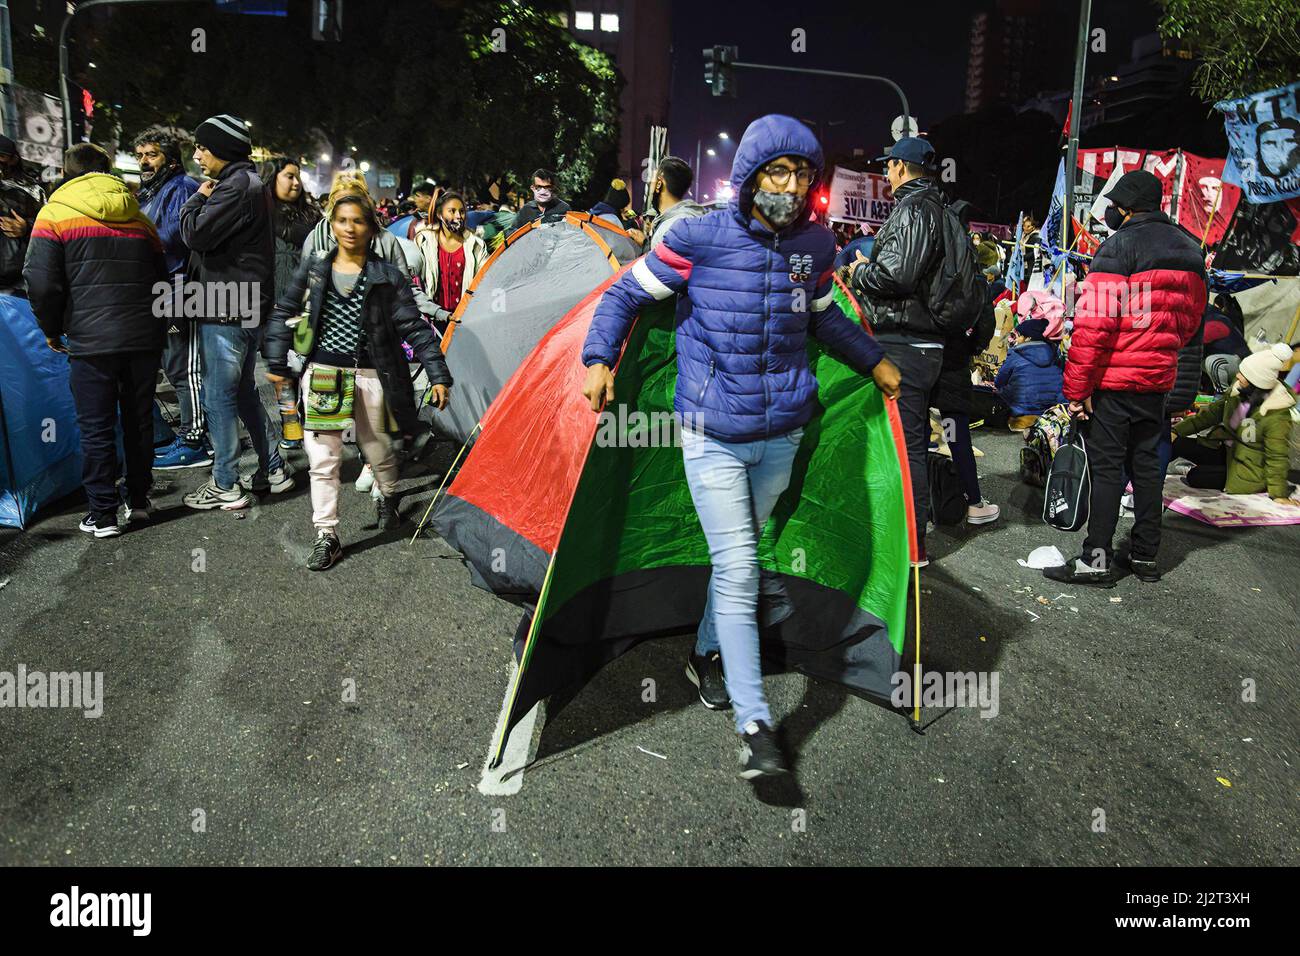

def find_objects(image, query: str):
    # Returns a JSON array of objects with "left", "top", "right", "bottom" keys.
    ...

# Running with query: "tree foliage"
[
  {"left": 74, "top": 0, "right": 620, "bottom": 199},
  {"left": 1158, "top": 0, "right": 1300, "bottom": 102}
]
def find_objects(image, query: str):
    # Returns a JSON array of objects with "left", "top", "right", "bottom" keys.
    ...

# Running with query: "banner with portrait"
[{"left": 1215, "top": 81, "right": 1300, "bottom": 204}]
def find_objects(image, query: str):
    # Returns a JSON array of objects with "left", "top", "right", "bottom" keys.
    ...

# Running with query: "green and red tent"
[{"left": 434, "top": 272, "right": 917, "bottom": 765}]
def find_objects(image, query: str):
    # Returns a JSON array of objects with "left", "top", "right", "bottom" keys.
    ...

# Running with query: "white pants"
[{"left": 303, "top": 366, "right": 398, "bottom": 530}]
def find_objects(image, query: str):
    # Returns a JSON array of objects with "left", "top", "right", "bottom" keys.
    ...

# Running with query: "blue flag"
[
  {"left": 1041, "top": 159, "right": 1067, "bottom": 287},
  {"left": 1214, "top": 81, "right": 1300, "bottom": 204},
  {"left": 1005, "top": 210, "right": 1025, "bottom": 289}
]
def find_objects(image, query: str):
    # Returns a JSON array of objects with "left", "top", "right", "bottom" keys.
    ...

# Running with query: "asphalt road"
[{"left": 1, "top": 426, "right": 1296, "bottom": 866}]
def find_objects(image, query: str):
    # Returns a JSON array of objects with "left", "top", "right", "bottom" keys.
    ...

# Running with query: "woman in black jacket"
[
  {"left": 264, "top": 192, "right": 452, "bottom": 571},
  {"left": 260, "top": 157, "right": 323, "bottom": 302}
]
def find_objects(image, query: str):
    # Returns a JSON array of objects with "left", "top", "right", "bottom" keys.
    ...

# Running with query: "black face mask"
[{"left": 1104, "top": 205, "right": 1126, "bottom": 232}]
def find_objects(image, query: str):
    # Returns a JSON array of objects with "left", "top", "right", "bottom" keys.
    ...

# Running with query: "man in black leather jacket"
[{"left": 849, "top": 137, "right": 947, "bottom": 563}]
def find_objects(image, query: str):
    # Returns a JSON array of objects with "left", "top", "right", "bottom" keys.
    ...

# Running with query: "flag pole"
[{"left": 1062, "top": 0, "right": 1093, "bottom": 298}]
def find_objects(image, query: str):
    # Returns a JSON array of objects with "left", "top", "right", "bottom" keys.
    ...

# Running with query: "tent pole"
[
  {"left": 489, "top": 547, "right": 560, "bottom": 769},
  {"left": 912, "top": 564, "right": 922, "bottom": 728},
  {"left": 1285, "top": 299, "right": 1300, "bottom": 348},
  {"left": 410, "top": 421, "right": 482, "bottom": 544}
]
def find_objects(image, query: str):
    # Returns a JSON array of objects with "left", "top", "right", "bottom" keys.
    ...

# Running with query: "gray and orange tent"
[
  {"left": 433, "top": 211, "right": 643, "bottom": 444},
  {"left": 433, "top": 271, "right": 920, "bottom": 767}
]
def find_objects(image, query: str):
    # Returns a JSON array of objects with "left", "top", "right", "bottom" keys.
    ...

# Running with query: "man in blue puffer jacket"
[
  {"left": 133, "top": 126, "right": 209, "bottom": 469},
  {"left": 581, "top": 114, "right": 901, "bottom": 779}
]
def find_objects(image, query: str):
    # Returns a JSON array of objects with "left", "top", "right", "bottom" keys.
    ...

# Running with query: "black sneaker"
[
  {"left": 1043, "top": 558, "right": 1116, "bottom": 588},
  {"left": 78, "top": 513, "right": 121, "bottom": 538},
  {"left": 1115, "top": 548, "right": 1161, "bottom": 582},
  {"left": 376, "top": 494, "right": 401, "bottom": 530},
  {"left": 739, "top": 720, "right": 787, "bottom": 779},
  {"left": 307, "top": 531, "right": 342, "bottom": 571},
  {"left": 685, "top": 649, "right": 731, "bottom": 710}
]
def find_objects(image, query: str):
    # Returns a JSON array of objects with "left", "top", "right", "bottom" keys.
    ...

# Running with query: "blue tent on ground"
[{"left": 0, "top": 295, "right": 82, "bottom": 528}]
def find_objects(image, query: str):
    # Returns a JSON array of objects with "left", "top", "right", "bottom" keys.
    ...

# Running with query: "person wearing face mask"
[
  {"left": 132, "top": 126, "right": 209, "bottom": 469},
  {"left": 580, "top": 115, "right": 901, "bottom": 780},
  {"left": 1044, "top": 170, "right": 1206, "bottom": 587},
  {"left": 415, "top": 190, "right": 487, "bottom": 330},
  {"left": 846, "top": 136, "right": 948, "bottom": 565},
  {"left": 646, "top": 156, "right": 706, "bottom": 250},
  {"left": 1170, "top": 343, "right": 1296, "bottom": 505},
  {"left": 511, "top": 168, "right": 570, "bottom": 231}
]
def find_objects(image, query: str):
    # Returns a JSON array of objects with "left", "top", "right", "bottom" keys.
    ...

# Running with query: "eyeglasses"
[{"left": 762, "top": 164, "right": 815, "bottom": 187}]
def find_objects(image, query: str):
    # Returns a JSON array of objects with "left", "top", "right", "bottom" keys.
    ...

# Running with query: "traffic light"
[{"left": 703, "top": 46, "right": 738, "bottom": 97}]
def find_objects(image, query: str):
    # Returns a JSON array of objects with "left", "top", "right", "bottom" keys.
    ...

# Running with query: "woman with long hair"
[
  {"left": 259, "top": 156, "right": 323, "bottom": 302},
  {"left": 414, "top": 190, "right": 487, "bottom": 332},
  {"left": 264, "top": 192, "right": 453, "bottom": 571}
]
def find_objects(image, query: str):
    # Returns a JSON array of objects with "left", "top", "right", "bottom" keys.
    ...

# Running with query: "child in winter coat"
[
  {"left": 995, "top": 290, "right": 1066, "bottom": 431},
  {"left": 1172, "top": 342, "right": 1296, "bottom": 502}
]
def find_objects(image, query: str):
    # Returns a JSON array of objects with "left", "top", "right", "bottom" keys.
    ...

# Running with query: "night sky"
[{"left": 667, "top": 0, "right": 1163, "bottom": 198}]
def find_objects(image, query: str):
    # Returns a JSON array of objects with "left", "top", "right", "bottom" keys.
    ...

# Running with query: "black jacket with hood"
[
  {"left": 179, "top": 159, "right": 275, "bottom": 322},
  {"left": 263, "top": 248, "right": 452, "bottom": 436}
]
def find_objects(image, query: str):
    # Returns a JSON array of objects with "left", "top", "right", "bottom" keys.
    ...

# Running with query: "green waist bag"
[{"left": 303, "top": 365, "right": 355, "bottom": 432}]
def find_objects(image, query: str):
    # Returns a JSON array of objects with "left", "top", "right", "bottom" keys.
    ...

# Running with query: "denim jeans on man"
[
  {"left": 200, "top": 322, "right": 282, "bottom": 489},
  {"left": 682, "top": 425, "right": 802, "bottom": 733}
]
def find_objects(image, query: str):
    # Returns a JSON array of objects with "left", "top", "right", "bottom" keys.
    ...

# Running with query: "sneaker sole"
[
  {"left": 153, "top": 459, "right": 214, "bottom": 470},
  {"left": 739, "top": 765, "right": 787, "bottom": 780},
  {"left": 184, "top": 495, "right": 251, "bottom": 511},
  {"left": 93, "top": 527, "right": 122, "bottom": 538},
  {"left": 684, "top": 663, "right": 730, "bottom": 711},
  {"left": 966, "top": 513, "right": 1000, "bottom": 525}
]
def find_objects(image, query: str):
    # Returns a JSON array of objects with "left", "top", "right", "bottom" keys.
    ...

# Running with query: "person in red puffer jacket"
[{"left": 1046, "top": 170, "right": 1206, "bottom": 587}]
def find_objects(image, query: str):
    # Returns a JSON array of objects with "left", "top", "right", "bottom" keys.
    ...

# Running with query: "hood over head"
[
  {"left": 730, "top": 114, "right": 824, "bottom": 222},
  {"left": 49, "top": 173, "right": 146, "bottom": 225}
]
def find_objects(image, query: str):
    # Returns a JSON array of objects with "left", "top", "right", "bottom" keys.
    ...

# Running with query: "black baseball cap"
[
  {"left": 875, "top": 136, "right": 935, "bottom": 166},
  {"left": 1103, "top": 170, "right": 1162, "bottom": 212}
]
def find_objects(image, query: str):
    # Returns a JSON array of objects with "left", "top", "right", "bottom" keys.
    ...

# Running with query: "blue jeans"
[
  {"left": 682, "top": 426, "right": 802, "bottom": 733},
  {"left": 200, "top": 323, "right": 282, "bottom": 489}
]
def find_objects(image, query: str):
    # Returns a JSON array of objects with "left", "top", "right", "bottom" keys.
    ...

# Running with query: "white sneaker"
[
  {"left": 240, "top": 464, "right": 295, "bottom": 494},
  {"left": 966, "top": 500, "right": 1000, "bottom": 525},
  {"left": 184, "top": 478, "right": 251, "bottom": 511},
  {"left": 1120, "top": 492, "right": 1135, "bottom": 517},
  {"left": 355, "top": 464, "right": 375, "bottom": 494}
]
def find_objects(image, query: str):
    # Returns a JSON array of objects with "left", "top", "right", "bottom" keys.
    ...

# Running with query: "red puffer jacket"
[{"left": 1063, "top": 211, "right": 1207, "bottom": 401}]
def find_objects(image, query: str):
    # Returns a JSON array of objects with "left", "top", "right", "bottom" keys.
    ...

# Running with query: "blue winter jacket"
[
  {"left": 994, "top": 340, "right": 1065, "bottom": 417},
  {"left": 582, "top": 114, "right": 885, "bottom": 442},
  {"left": 138, "top": 169, "right": 199, "bottom": 276}
]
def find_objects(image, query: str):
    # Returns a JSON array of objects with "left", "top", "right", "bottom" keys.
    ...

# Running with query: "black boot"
[{"left": 376, "top": 494, "right": 402, "bottom": 530}]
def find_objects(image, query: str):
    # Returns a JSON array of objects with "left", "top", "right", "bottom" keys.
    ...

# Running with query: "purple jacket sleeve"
[{"left": 582, "top": 228, "right": 693, "bottom": 368}]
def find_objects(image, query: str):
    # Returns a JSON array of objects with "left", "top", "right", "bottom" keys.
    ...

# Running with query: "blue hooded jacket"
[
  {"left": 994, "top": 339, "right": 1065, "bottom": 417},
  {"left": 138, "top": 169, "right": 199, "bottom": 277},
  {"left": 583, "top": 114, "right": 884, "bottom": 442}
]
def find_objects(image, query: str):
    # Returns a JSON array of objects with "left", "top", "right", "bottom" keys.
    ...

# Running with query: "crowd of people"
[{"left": 3, "top": 111, "right": 1297, "bottom": 778}]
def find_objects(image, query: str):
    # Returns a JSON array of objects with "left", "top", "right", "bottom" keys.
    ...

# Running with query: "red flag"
[
  {"left": 1071, "top": 215, "right": 1099, "bottom": 256},
  {"left": 1059, "top": 100, "right": 1072, "bottom": 147}
]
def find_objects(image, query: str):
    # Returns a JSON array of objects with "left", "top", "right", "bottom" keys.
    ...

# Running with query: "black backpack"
[
  {"left": 927, "top": 452, "right": 968, "bottom": 526},
  {"left": 1042, "top": 422, "right": 1090, "bottom": 532},
  {"left": 927, "top": 200, "right": 985, "bottom": 336}
]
